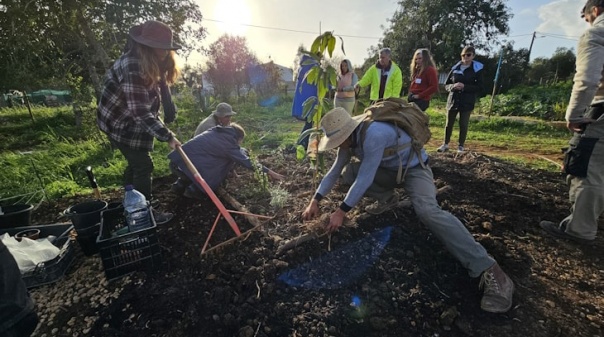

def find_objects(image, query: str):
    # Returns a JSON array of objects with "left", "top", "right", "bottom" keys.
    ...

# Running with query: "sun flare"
[{"left": 214, "top": 0, "right": 252, "bottom": 35}]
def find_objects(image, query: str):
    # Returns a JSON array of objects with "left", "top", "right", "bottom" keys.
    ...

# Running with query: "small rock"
[
  {"left": 238, "top": 325, "right": 254, "bottom": 337},
  {"left": 482, "top": 221, "right": 493, "bottom": 231},
  {"left": 439, "top": 306, "right": 458, "bottom": 328}
]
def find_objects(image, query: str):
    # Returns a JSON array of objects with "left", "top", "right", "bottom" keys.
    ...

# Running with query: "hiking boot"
[
  {"left": 479, "top": 262, "right": 514, "bottom": 313},
  {"left": 183, "top": 186, "right": 205, "bottom": 201},
  {"left": 540, "top": 221, "right": 594, "bottom": 245},
  {"left": 365, "top": 194, "right": 399, "bottom": 215},
  {"left": 152, "top": 209, "right": 173, "bottom": 225},
  {"left": 457, "top": 146, "right": 465, "bottom": 153},
  {"left": 437, "top": 144, "right": 449, "bottom": 152}
]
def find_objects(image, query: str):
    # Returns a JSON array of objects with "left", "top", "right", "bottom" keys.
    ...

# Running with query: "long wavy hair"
[
  {"left": 134, "top": 43, "right": 180, "bottom": 86},
  {"left": 410, "top": 49, "right": 436, "bottom": 76}
]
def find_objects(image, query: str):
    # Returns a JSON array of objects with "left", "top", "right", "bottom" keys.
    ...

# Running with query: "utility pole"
[
  {"left": 488, "top": 48, "right": 505, "bottom": 116},
  {"left": 523, "top": 32, "right": 537, "bottom": 84},
  {"left": 527, "top": 32, "right": 537, "bottom": 63}
]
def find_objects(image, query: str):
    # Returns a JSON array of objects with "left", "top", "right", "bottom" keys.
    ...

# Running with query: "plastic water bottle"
[{"left": 123, "top": 185, "right": 151, "bottom": 232}]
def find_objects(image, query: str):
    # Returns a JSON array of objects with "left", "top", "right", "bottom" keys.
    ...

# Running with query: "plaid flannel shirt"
[{"left": 97, "top": 51, "right": 173, "bottom": 151}]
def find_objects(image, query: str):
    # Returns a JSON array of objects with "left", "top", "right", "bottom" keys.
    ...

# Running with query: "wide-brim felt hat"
[
  {"left": 318, "top": 107, "right": 366, "bottom": 152},
  {"left": 129, "top": 20, "right": 181, "bottom": 50},
  {"left": 213, "top": 102, "right": 237, "bottom": 117}
]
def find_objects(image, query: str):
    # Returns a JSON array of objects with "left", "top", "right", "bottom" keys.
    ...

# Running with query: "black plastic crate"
[
  {"left": 1, "top": 223, "right": 76, "bottom": 288},
  {"left": 97, "top": 207, "right": 161, "bottom": 281}
]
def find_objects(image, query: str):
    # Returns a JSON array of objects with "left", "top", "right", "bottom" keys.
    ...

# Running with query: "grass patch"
[{"left": 0, "top": 92, "right": 573, "bottom": 201}]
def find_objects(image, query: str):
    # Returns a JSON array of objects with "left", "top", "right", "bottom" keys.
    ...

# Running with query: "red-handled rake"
[{"left": 175, "top": 145, "right": 272, "bottom": 255}]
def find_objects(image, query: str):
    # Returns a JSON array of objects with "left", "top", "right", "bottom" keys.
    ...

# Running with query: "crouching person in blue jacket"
[{"left": 167, "top": 123, "right": 284, "bottom": 199}]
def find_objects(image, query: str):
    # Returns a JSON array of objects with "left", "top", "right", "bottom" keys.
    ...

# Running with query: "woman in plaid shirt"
[{"left": 97, "top": 20, "right": 181, "bottom": 224}]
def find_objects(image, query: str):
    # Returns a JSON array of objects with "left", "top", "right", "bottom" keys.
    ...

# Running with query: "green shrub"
[{"left": 477, "top": 81, "right": 572, "bottom": 120}]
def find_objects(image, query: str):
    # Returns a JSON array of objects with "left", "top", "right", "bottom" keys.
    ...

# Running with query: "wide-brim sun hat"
[
  {"left": 129, "top": 20, "right": 181, "bottom": 50},
  {"left": 318, "top": 107, "right": 366, "bottom": 151},
  {"left": 213, "top": 102, "right": 237, "bottom": 117}
]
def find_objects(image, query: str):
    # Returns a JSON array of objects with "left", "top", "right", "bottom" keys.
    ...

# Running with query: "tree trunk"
[{"left": 76, "top": 8, "right": 109, "bottom": 98}]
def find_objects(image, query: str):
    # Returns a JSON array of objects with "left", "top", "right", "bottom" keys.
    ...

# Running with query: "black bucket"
[
  {"left": 75, "top": 223, "right": 100, "bottom": 256},
  {"left": 64, "top": 200, "right": 108, "bottom": 230},
  {"left": 0, "top": 204, "right": 34, "bottom": 229}
]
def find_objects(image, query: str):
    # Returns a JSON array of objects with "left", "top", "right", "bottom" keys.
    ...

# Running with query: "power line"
[
  {"left": 507, "top": 33, "right": 535, "bottom": 38},
  {"left": 537, "top": 33, "right": 579, "bottom": 42},
  {"left": 205, "top": 17, "right": 581, "bottom": 43},
  {"left": 536, "top": 31, "right": 581, "bottom": 38},
  {"left": 203, "top": 18, "right": 381, "bottom": 40}
]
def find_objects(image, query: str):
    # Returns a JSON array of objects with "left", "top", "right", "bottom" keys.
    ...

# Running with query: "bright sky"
[{"left": 187, "top": 0, "right": 586, "bottom": 69}]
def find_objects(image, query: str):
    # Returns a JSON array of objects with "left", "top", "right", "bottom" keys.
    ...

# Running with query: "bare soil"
[{"left": 27, "top": 147, "right": 604, "bottom": 337}]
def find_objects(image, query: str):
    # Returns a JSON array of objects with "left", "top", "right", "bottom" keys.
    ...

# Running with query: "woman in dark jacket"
[{"left": 437, "top": 46, "right": 484, "bottom": 153}]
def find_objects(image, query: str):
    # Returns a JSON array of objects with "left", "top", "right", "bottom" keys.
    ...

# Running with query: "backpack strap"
[{"left": 360, "top": 114, "right": 426, "bottom": 184}]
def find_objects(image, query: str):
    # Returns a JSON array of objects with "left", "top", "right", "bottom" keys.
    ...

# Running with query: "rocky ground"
[{"left": 23, "top": 148, "right": 604, "bottom": 337}]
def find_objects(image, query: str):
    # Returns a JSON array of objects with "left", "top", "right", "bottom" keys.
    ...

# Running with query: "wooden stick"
[
  {"left": 217, "top": 187, "right": 268, "bottom": 228},
  {"left": 535, "top": 155, "right": 562, "bottom": 169},
  {"left": 276, "top": 231, "right": 320, "bottom": 255}
]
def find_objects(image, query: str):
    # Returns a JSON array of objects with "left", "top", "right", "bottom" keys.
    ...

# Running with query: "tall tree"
[
  {"left": 205, "top": 35, "right": 258, "bottom": 100},
  {"left": 379, "top": 0, "right": 511, "bottom": 86},
  {"left": 0, "top": 0, "right": 206, "bottom": 97},
  {"left": 526, "top": 48, "right": 576, "bottom": 85},
  {"left": 477, "top": 43, "right": 529, "bottom": 95},
  {"left": 548, "top": 47, "right": 576, "bottom": 82}
]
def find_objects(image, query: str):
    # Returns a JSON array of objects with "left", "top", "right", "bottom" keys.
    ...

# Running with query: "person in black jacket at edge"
[
  {"left": 0, "top": 240, "right": 39, "bottom": 337},
  {"left": 437, "top": 45, "right": 484, "bottom": 154}
]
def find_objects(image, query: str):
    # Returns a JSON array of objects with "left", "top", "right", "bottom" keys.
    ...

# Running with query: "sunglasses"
[{"left": 461, "top": 53, "right": 473, "bottom": 57}]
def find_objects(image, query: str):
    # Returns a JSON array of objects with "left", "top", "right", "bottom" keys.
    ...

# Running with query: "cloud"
[{"left": 535, "top": 0, "right": 585, "bottom": 38}]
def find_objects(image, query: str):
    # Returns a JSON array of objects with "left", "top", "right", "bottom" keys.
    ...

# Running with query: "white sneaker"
[
  {"left": 437, "top": 144, "right": 449, "bottom": 152},
  {"left": 457, "top": 146, "right": 465, "bottom": 153}
]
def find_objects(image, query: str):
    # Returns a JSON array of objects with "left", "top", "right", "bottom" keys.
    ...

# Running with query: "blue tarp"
[{"left": 291, "top": 55, "right": 318, "bottom": 120}]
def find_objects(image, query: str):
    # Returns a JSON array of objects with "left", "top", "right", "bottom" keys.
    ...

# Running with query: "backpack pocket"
[{"left": 563, "top": 137, "right": 599, "bottom": 177}]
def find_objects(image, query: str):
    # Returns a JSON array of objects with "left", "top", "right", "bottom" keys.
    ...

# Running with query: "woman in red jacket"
[{"left": 408, "top": 48, "right": 439, "bottom": 111}]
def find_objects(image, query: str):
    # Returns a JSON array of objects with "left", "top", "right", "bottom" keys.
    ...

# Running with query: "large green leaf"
[
  {"left": 310, "top": 35, "right": 321, "bottom": 54},
  {"left": 327, "top": 35, "right": 336, "bottom": 57},
  {"left": 305, "top": 67, "right": 319, "bottom": 85}
]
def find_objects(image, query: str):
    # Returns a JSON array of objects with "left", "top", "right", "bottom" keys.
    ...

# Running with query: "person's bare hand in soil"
[
  {"left": 325, "top": 209, "right": 346, "bottom": 232},
  {"left": 302, "top": 199, "right": 319, "bottom": 221},
  {"left": 267, "top": 169, "right": 285, "bottom": 181}
]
